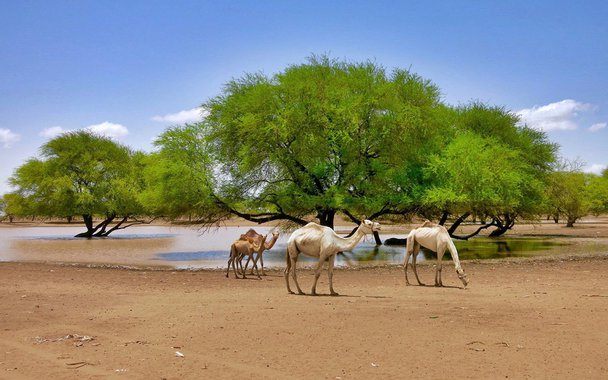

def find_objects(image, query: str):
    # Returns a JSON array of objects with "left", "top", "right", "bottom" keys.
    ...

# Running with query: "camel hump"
[
  {"left": 240, "top": 228, "right": 262, "bottom": 241},
  {"left": 243, "top": 228, "right": 259, "bottom": 237},
  {"left": 304, "top": 222, "right": 325, "bottom": 230},
  {"left": 415, "top": 221, "right": 449, "bottom": 234},
  {"left": 419, "top": 220, "right": 437, "bottom": 228}
]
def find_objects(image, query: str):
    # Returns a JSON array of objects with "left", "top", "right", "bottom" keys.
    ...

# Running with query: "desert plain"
[{"left": 1, "top": 220, "right": 607, "bottom": 379}]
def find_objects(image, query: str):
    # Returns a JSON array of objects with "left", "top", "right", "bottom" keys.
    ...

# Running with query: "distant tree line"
[{"left": 2, "top": 56, "right": 608, "bottom": 238}]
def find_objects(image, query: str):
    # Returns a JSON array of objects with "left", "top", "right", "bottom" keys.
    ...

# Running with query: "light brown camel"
[
  {"left": 404, "top": 221, "right": 469, "bottom": 288},
  {"left": 226, "top": 235, "right": 266, "bottom": 279},
  {"left": 239, "top": 229, "right": 280, "bottom": 276},
  {"left": 285, "top": 219, "right": 381, "bottom": 296}
]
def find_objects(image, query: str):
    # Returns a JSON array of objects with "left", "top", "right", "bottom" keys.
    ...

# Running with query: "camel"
[
  {"left": 285, "top": 219, "right": 381, "bottom": 296},
  {"left": 239, "top": 229, "right": 280, "bottom": 276},
  {"left": 226, "top": 235, "right": 266, "bottom": 279},
  {"left": 403, "top": 221, "right": 469, "bottom": 288}
]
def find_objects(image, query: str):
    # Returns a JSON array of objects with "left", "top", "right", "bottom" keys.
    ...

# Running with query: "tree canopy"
[
  {"left": 151, "top": 56, "right": 451, "bottom": 230},
  {"left": 7, "top": 131, "right": 148, "bottom": 237},
  {"left": 5, "top": 56, "right": 568, "bottom": 240},
  {"left": 151, "top": 56, "right": 557, "bottom": 236}
]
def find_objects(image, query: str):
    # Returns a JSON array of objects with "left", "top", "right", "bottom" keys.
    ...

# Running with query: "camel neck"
[
  {"left": 265, "top": 234, "right": 279, "bottom": 250},
  {"left": 335, "top": 226, "right": 366, "bottom": 252}
]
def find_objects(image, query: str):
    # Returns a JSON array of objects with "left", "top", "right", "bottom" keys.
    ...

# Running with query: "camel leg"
[
  {"left": 310, "top": 257, "right": 325, "bottom": 296},
  {"left": 328, "top": 254, "right": 338, "bottom": 296},
  {"left": 242, "top": 255, "right": 251, "bottom": 274},
  {"left": 250, "top": 252, "right": 265, "bottom": 276},
  {"left": 284, "top": 250, "right": 294, "bottom": 294},
  {"left": 403, "top": 247, "right": 412, "bottom": 286},
  {"left": 290, "top": 257, "right": 305, "bottom": 295},
  {"left": 259, "top": 252, "right": 266, "bottom": 276},
  {"left": 231, "top": 254, "right": 242, "bottom": 279},
  {"left": 226, "top": 256, "right": 232, "bottom": 278},
  {"left": 411, "top": 242, "right": 425, "bottom": 286},
  {"left": 250, "top": 254, "right": 261, "bottom": 279},
  {"left": 238, "top": 253, "right": 247, "bottom": 279},
  {"left": 435, "top": 244, "right": 445, "bottom": 287}
]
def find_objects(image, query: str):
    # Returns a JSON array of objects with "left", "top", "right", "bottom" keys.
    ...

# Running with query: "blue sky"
[{"left": 1, "top": 0, "right": 607, "bottom": 194}]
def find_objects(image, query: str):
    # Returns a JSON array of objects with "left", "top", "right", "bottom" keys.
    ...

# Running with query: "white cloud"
[
  {"left": 152, "top": 107, "right": 207, "bottom": 124},
  {"left": 40, "top": 126, "right": 69, "bottom": 138},
  {"left": 39, "top": 122, "right": 129, "bottom": 141},
  {"left": 584, "top": 164, "right": 607, "bottom": 175},
  {"left": 516, "top": 99, "right": 595, "bottom": 131},
  {"left": 589, "top": 122, "right": 607, "bottom": 132},
  {"left": 0, "top": 128, "right": 20, "bottom": 148},
  {"left": 84, "top": 122, "right": 129, "bottom": 139}
]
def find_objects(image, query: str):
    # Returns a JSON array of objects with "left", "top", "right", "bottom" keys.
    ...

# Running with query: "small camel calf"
[
  {"left": 226, "top": 235, "right": 266, "bottom": 279},
  {"left": 404, "top": 221, "right": 469, "bottom": 288}
]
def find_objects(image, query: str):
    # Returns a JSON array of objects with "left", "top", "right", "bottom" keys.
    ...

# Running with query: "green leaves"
[
  {"left": 7, "top": 131, "right": 145, "bottom": 220},
  {"left": 191, "top": 56, "right": 449, "bottom": 225}
]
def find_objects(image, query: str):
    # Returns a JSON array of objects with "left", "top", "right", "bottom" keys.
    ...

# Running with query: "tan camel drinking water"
[
  {"left": 239, "top": 229, "right": 280, "bottom": 276},
  {"left": 285, "top": 220, "right": 381, "bottom": 296},
  {"left": 404, "top": 221, "right": 469, "bottom": 288}
]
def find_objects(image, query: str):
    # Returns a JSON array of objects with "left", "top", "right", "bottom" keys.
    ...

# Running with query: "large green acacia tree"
[
  {"left": 8, "top": 131, "right": 148, "bottom": 237},
  {"left": 151, "top": 57, "right": 557, "bottom": 238},
  {"left": 153, "top": 56, "right": 447, "bottom": 230},
  {"left": 421, "top": 104, "right": 556, "bottom": 237}
]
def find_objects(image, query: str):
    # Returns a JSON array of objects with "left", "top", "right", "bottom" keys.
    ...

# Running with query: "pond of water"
[{"left": 0, "top": 225, "right": 605, "bottom": 270}]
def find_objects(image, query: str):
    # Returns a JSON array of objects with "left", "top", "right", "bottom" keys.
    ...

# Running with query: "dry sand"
[{"left": 1, "top": 220, "right": 608, "bottom": 379}]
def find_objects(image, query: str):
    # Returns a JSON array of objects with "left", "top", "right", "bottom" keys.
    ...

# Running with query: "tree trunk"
[
  {"left": 488, "top": 225, "right": 510, "bottom": 237},
  {"left": 448, "top": 212, "right": 471, "bottom": 236},
  {"left": 488, "top": 213, "right": 517, "bottom": 237},
  {"left": 566, "top": 217, "right": 576, "bottom": 227},
  {"left": 75, "top": 214, "right": 95, "bottom": 238},
  {"left": 317, "top": 209, "right": 336, "bottom": 229},
  {"left": 373, "top": 231, "right": 382, "bottom": 245},
  {"left": 439, "top": 211, "right": 449, "bottom": 226}
]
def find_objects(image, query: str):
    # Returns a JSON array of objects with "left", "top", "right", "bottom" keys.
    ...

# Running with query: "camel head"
[
  {"left": 456, "top": 268, "right": 469, "bottom": 288},
  {"left": 360, "top": 219, "right": 381, "bottom": 234},
  {"left": 264, "top": 231, "right": 280, "bottom": 249}
]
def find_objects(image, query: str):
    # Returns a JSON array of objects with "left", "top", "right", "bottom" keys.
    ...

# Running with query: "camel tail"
[{"left": 405, "top": 232, "right": 415, "bottom": 255}]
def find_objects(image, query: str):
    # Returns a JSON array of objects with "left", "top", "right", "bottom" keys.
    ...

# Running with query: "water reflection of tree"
[
  {"left": 339, "top": 246, "right": 386, "bottom": 266},
  {"left": 496, "top": 241, "right": 512, "bottom": 256}
]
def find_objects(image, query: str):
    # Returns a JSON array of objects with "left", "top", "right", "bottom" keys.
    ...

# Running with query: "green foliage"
[
  {"left": 6, "top": 56, "right": 562, "bottom": 235},
  {"left": 421, "top": 104, "right": 555, "bottom": 227},
  {"left": 423, "top": 132, "right": 527, "bottom": 214},
  {"left": 7, "top": 131, "right": 146, "bottom": 228},
  {"left": 141, "top": 124, "right": 217, "bottom": 218},
  {"left": 546, "top": 170, "right": 590, "bottom": 226},
  {"left": 586, "top": 174, "right": 608, "bottom": 216},
  {"left": 194, "top": 55, "right": 448, "bottom": 226}
]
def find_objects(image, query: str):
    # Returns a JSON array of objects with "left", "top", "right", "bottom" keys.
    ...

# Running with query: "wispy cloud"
[
  {"left": 0, "top": 128, "right": 20, "bottom": 148},
  {"left": 152, "top": 107, "right": 207, "bottom": 124},
  {"left": 40, "top": 126, "right": 68, "bottom": 138},
  {"left": 584, "top": 164, "right": 607, "bottom": 175},
  {"left": 39, "top": 122, "right": 128, "bottom": 140},
  {"left": 85, "top": 122, "right": 128, "bottom": 139},
  {"left": 589, "top": 122, "right": 607, "bottom": 132},
  {"left": 516, "top": 99, "right": 595, "bottom": 131}
]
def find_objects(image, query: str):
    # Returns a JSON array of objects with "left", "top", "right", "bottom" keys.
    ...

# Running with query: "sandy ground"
[{"left": 1, "top": 219, "right": 608, "bottom": 379}]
